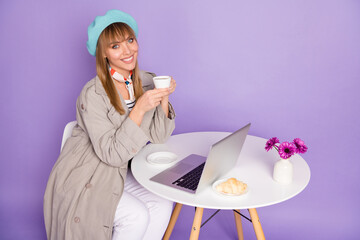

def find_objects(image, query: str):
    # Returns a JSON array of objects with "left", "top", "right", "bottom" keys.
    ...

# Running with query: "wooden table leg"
[
  {"left": 189, "top": 207, "right": 204, "bottom": 240},
  {"left": 163, "top": 203, "right": 183, "bottom": 240},
  {"left": 234, "top": 210, "right": 244, "bottom": 240},
  {"left": 248, "top": 208, "right": 265, "bottom": 240}
]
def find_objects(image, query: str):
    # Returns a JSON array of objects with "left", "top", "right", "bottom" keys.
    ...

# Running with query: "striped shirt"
[{"left": 125, "top": 99, "right": 136, "bottom": 111}]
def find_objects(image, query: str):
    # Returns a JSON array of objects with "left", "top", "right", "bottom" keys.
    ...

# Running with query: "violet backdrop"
[{"left": 1, "top": 0, "right": 359, "bottom": 239}]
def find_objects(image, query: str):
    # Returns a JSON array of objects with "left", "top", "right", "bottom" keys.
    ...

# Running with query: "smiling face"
[
  {"left": 98, "top": 23, "right": 138, "bottom": 77},
  {"left": 104, "top": 36, "right": 138, "bottom": 77}
]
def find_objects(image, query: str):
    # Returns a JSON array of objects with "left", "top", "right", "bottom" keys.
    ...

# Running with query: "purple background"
[{"left": 1, "top": 0, "right": 359, "bottom": 239}]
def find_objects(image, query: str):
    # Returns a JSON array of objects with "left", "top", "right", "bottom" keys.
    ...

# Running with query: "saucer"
[{"left": 146, "top": 152, "right": 178, "bottom": 165}]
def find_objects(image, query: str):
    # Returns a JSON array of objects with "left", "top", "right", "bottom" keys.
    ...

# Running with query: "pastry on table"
[{"left": 215, "top": 178, "right": 247, "bottom": 195}]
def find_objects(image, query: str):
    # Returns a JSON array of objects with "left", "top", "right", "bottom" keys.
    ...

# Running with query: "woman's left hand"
[
  {"left": 161, "top": 78, "right": 176, "bottom": 102},
  {"left": 160, "top": 78, "right": 176, "bottom": 117},
  {"left": 169, "top": 78, "right": 176, "bottom": 95}
]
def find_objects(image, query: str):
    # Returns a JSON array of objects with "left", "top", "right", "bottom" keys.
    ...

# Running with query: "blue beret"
[{"left": 87, "top": 9, "right": 138, "bottom": 56}]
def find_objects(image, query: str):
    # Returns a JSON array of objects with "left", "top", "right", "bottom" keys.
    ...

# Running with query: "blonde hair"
[{"left": 96, "top": 22, "right": 143, "bottom": 115}]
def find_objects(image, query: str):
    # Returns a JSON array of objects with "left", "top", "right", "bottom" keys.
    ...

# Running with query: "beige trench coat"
[{"left": 44, "top": 71, "right": 175, "bottom": 240}]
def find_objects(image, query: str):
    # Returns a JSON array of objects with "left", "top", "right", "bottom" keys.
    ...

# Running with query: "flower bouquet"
[
  {"left": 265, "top": 137, "right": 308, "bottom": 184},
  {"left": 265, "top": 137, "right": 308, "bottom": 159}
]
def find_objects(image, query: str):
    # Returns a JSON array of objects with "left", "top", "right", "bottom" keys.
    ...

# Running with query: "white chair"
[{"left": 60, "top": 121, "right": 77, "bottom": 152}]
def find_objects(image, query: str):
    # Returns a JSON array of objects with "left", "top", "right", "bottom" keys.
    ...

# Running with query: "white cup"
[{"left": 153, "top": 76, "right": 171, "bottom": 89}]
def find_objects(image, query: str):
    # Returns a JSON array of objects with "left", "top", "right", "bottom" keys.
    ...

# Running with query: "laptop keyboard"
[{"left": 172, "top": 162, "right": 205, "bottom": 191}]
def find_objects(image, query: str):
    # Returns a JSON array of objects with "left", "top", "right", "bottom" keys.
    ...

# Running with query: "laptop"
[{"left": 150, "top": 123, "right": 251, "bottom": 194}]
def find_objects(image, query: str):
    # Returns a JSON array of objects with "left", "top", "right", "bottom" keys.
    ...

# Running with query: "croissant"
[{"left": 216, "top": 178, "right": 247, "bottom": 194}]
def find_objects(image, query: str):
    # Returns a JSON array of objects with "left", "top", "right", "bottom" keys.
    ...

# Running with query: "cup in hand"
[{"left": 153, "top": 76, "right": 171, "bottom": 89}]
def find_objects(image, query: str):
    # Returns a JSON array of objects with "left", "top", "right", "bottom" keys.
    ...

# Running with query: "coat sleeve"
[
  {"left": 77, "top": 85, "right": 150, "bottom": 168},
  {"left": 148, "top": 102, "right": 176, "bottom": 143}
]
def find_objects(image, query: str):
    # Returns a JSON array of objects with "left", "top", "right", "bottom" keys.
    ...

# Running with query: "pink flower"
[
  {"left": 278, "top": 142, "right": 296, "bottom": 159},
  {"left": 265, "top": 137, "right": 280, "bottom": 151},
  {"left": 293, "top": 138, "right": 308, "bottom": 154}
]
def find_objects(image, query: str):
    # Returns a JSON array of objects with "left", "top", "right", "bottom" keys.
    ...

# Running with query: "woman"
[{"left": 44, "top": 9, "right": 176, "bottom": 240}]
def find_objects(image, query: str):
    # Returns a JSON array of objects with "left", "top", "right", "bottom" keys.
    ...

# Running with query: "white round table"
[{"left": 132, "top": 132, "right": 311, "bottom": 240}]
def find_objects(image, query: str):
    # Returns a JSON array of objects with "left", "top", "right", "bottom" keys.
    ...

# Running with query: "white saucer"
[
  {"left": 146, "top": 152, "right": 178, "bottom": 165},
  {"left": 212, "top": 178, "right": 249, "bottom": 196}
]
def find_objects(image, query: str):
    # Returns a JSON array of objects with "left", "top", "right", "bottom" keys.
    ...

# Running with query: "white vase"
[{"left": 273, "top": 159, "right": 293, "bottom": 184}]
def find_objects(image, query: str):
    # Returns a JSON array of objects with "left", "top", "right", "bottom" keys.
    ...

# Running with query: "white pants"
[{"left": 112, "top": 170, "right": 173, "bottom": 240}]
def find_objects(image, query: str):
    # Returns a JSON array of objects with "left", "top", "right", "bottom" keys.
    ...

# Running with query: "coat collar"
[{"left": 94, "top": 75, "right": 130, "bottom": 114}]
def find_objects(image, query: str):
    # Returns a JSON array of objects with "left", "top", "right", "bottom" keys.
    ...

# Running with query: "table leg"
[
  {"left": 248, "top": 208, "right": 265, "bottom": 240},
  {"left": 163, "top": 203, "right": 183, "bottom": 240},
  {"left": 234, "top": 210, "right": 244, "bottom": 240},
  {"left": 189, "top": 207, "right": 204, "bottom": 240}
]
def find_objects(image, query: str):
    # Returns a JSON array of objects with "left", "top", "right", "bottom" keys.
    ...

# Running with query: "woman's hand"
[
  {"left": 168, "top": 78, "right": 176, "bottom": 95},
  {"left": 129, "top": 88, "right": 170, "bottom": 126},
  {"left": 160, "top": 78, "right": 176, "bottom": 117},
  {"left": 135, "top": 88, "right": 171, "bottom": 114},
  {"left": 160, "top": 78, "right": 176, "bottom": 102}
]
